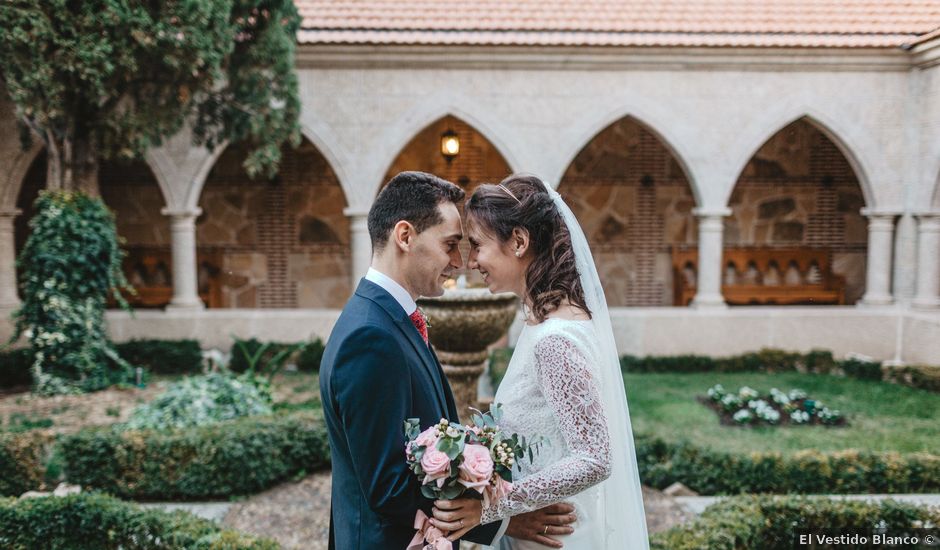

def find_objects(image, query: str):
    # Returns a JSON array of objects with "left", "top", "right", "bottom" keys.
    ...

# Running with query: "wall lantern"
[{"left": 440, "top": 129, "right": 460, "bottom": 162}]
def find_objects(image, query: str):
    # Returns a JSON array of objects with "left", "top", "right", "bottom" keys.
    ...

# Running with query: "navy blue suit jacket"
[{"left": 320, "top": 279, "right": 502, "bottom": 549}]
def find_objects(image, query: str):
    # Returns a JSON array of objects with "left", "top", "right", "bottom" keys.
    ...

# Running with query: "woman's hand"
[{"left": 431, "top": 498, "right": 483, "bottom": 541}]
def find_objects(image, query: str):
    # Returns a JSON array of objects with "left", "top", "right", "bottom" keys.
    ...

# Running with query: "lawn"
[{"left": 625, "top": 371, "right": 940, "bottom": 455}]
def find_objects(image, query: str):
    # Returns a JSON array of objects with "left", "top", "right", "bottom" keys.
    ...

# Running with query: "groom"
[{"left": 320, "top": 171, "right": 576, "bottom": 549}]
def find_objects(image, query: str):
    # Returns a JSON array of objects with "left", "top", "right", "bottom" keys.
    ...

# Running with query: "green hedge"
[
  {"left": 0, "top": 492, "right": 278, "bottom": 549},
  {"left": 619, "top": 347, "right": 935, "bottom": 389},
  {"left": 0, "top": 432, "right": 54, "bottom": 497},
  {"left": 0, "top": 348, "right": 33, "bottom": 389},
  {"left": 58, "top": 410, "right": 329, "bottom": 500},
  {"left": 114, "top": 339, "right": 204, "bottom": 375},
  {"left": 651, "top": 494, "right": 940, "bottom": 550},
  {"left": 636, "top": 435, "right": 940, "bottom": 495}
]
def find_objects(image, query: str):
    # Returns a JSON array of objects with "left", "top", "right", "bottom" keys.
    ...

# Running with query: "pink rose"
[
  {"left": 415, "top": 426, "right": 440, "bottom": 448},
  {"left": 457, "top": 444, "right": 494, "bottom": 493},
  {"left": 484, "top": 476, "right": 513, "bottom": 508},
  {"left": 421, "top": 447, "right": 451, "bottom": 488}
]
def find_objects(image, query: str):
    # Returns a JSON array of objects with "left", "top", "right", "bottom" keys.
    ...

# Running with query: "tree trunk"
[
  {"left": 45, "top": 132, "right": 100, "bottom": 196},
  {"left": 71, "top": 136, "right": 100, "bottom": 197}
]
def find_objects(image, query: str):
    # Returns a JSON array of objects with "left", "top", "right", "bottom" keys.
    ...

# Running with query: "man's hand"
[{"left": 505, "top": 503, "right": 576, "bottom": 549}]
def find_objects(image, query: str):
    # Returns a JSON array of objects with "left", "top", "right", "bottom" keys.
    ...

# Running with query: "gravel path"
[{"left": 222, "top": 471, "right": 690, "bottom": 549}]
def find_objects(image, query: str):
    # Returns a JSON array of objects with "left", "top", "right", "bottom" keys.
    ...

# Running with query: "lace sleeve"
[{"left": 481, "top": 333, "right": 612, "bottom": 523}]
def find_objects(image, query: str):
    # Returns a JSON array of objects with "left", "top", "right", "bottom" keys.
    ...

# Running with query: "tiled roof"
[{"left": 295, "top": 0, "right": 940, "bottom": 48}]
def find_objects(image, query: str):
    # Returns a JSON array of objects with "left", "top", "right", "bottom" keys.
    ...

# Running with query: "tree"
[{"left": 0, "top": 0, "right": 302, "bottom": 194}]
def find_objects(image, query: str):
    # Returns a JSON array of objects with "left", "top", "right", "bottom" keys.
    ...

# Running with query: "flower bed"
[
  {"left": 650, "top": 494, "right": 940, "bottom": 550},
  {"left": 0, "top": 492, "right": 277, "bottom": 549},
  {"left": 702, "top": 384, "right": 846, "bottom": 427}
]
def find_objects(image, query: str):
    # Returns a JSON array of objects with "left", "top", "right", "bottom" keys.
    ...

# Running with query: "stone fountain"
[{"left": 417, "top": 276, "right": 518, "bottom": 422}]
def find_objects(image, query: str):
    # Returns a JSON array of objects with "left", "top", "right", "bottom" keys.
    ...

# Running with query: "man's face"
[{"left": 405, "top": 202, "right": 464, "bottom": 298}]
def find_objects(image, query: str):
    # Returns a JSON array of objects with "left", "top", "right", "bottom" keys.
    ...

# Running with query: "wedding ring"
[
  {"left": 459, "top": 519, "right": 465, "bottom": 528},
  {"left": 543, "top": 525, "right": 549, "bottom": 534}
]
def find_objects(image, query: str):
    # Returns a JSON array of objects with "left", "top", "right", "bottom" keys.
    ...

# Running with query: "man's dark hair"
[{"left": 368, "top": 171, "right": 465, "bottom": 252}]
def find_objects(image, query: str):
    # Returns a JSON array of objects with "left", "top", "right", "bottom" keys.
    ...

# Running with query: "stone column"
[
  {"left": 691, "top": 208, "right": 731, "bottom": 308},
  {"left": 859, "top": 210, "right": 898, "bottom": 306},
  {"left": 345, "top": 208, "right": 371, "bottom": 288},
  {"left": 0, "top": 208, "right": 21, "bottom": 309},
  {"left": 913, "top": 212, "right": 940, "bottom": 308},
  {"left": 161, "top": 207, "right": 205, "bottom": 311}
]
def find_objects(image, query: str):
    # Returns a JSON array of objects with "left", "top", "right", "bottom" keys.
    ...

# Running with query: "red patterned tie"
[{"left": 409, "top": 309, "right": 429, "bottom": 345}]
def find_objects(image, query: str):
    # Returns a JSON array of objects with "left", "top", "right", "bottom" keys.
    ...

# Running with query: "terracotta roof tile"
[{"left": 294, "top": 0, "right": 940, "bottom": 48}]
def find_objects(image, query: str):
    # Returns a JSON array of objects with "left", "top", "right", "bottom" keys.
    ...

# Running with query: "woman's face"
[{"left": 466, "top": 217, "right": 528, "bottom": 296}]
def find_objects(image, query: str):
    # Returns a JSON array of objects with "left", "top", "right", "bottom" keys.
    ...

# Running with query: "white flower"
[
  {"left": 738, "top": 386, "right": 759, "bottom": 399},
  {"left": 445, "top": 426, "right": 460, "bottom": 438},
  {"left": 788, "top": 389, "right": 807, "bottom": 401},
  {"left": 791, "top": 410, "right": 810, "bottom": 424},
  {"left": 733, "top": 409, "right": 753, "bottom": 424}
]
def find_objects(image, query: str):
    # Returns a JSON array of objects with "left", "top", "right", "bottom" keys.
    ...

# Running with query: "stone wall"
[
  {"left": 727, "top": 119, "right": 868, "bottom": 304},
  {"left": 558, "top": 117, "right": 698, "bottom": 307},
  {"left": 200, "top": 139, "right": 351, "bottom": 309}
]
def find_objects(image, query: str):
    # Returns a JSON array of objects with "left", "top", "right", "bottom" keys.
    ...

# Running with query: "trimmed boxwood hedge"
[
  {"left": 620, "top": 347, "right": 940, "bottom": 392},
  {"left": 651, "top": 494, "right": 940, "bottom": 550},
  {"left": 0, "top": 492, "right": 278, "bottom": 549},
  {"left": 58, "top": 410, "right": 330, "bottom": 500},
  {"left": 636, "top": 435, "right": 940, "bottom": 495},
  {"left": 0, "top": 431, "right": 54, "bottom": 497},
  {"left": 114, "top": 339, "right": 204, "bottom": 375},
  {"left": 0, "top": 348, "right": 33, "bottom": 389}
]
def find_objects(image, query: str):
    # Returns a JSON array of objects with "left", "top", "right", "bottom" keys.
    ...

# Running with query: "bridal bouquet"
[{"left": 403, "top": 404, "right": 543, "bottom": 549}]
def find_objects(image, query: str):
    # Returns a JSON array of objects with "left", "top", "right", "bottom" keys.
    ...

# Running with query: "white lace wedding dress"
[{"left": 482, "top": 317, "right": 612, "bottom": 549}]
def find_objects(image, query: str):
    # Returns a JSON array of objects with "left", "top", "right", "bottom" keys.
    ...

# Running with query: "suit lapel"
[
  {"left": 355, "top": 279, "right": 449, "bottom": 414},
  {"left": 428, "top": 344, "right": 460, "bottom": 421}
]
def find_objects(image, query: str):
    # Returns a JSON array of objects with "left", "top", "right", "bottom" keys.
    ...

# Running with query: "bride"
[{"left": 429, "top": 174, "right": 650, "bottom": 549}]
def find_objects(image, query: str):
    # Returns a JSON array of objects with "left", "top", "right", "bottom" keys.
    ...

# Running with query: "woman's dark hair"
[
  {"left": 368, "top": 171, "right": 465, "bottom": 252},
  {"left": 465, "top": 174, "right": 591, "bottom": 323}
]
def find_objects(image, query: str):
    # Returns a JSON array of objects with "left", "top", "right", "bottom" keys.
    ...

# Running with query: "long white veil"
[{"left": 543, "top": 182, "right": 650, "bottom": 549}]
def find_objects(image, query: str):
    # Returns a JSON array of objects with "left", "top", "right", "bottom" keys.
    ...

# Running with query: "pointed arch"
[
  {"left": 184, "top": 122, "right": 351, "bottom": 211},
  {"left": 368, "top": 96, "right": 523, "bottom": 195},
  {"left": 725, "top": 108, "right": 876, "bottom": 209},
  {"left": 550, "top": 104, "right": 702, "bottom": 205}
]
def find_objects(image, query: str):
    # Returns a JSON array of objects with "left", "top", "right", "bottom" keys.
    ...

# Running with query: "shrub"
[
  {"left": 125, "top": 371, "right": 273, "bottom": 431},
  {"left": 229, "top": 337, "right": 299, "bottom": 376},
  {"left": 0, "top": 348, "right": 33, "bottom": 389},
  {"left": 0, "top": 492, "right": 278, "bottom": 549},
  {"left": 635, "top": 435, "right": 940, "bottom": 495},
  {"left": 8, "top": 191, "right": 134, "bottom": 395},
  {"left": 651, "top": 494, "right": 940, "bottom": 550},
  {"left": 884, "top": 364, "right": 940, "bottom": 392},
  {"left": 59, "top": 410, "right": 329, "bottom": 499},
  {"left": 0, "top": 431, "right": 55, "bottom": 496},
  {"left": 114, "top": 339, "right": 203, "bottom": 375},
  {"left": 296, "top": 338, "right": 325, "bottom": 372}
]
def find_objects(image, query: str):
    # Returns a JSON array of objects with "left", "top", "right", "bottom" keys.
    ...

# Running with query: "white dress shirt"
[{"left": 365, "top": 267, "right": 417, "bottom": 315}]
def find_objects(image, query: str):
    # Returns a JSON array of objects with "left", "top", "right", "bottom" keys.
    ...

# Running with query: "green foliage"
[
  {"left": 4, "top": 413, "right": 54, "bottom": 433},
  {"left": 125, "top": 371, "right": 273, "bottom": 431},
  {"left": 8, "top": 191, "right": 134, "bottom": 395},
  {"left": 229, "top": 337, "right": 315, "bottom": 377},
  {"left": 58, "top": 411, "right": 329, "bottom": 499},
  {"left": 0, "top": 348, "right": 33, "bottom": 388},
  {"left": 114, "top": 339, "right": 204, "bottom": 375},
  {"left": 0, "top": 492, "right": 278, "bottom": 549},
  {"left": 651, "top": 494, "right": 940, "bottom": 550},
  {"left": 0, "top": 0, "right": 301, "bottom": 180},
  {"left": 296, "top": 338, "right": 325, "bottom": 372},
  {"left": 0, "top": 431, "right": 54, "bottom": 496},
  {"left": 635, "top": 434, "right": 940, "bottom": 495}
]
